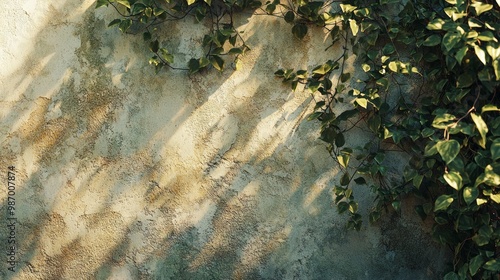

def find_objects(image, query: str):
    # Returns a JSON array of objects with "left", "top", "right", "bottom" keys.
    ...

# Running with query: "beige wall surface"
[{"left": 1, "top": 1, "right": 448, "bottom": 279}]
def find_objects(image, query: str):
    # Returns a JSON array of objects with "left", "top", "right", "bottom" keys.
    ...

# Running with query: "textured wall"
[{"left": 1, "top": 1, "right": 448, "bottom": 279}]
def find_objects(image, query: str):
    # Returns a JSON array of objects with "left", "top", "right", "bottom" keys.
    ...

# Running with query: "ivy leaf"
[
  {"left": 493, "top": 60, "right": 500, "bottom": 81},
  {"left": 442, "top": 32, "right": 461, "bottom": 52},
  {"left": 471, "top": 2, "right": 493, "bottom": 15},
  {"left": 474, "top": 45, "right": 487, "bottom": 65},
  {"left": 349, "top": 19, "right": 359, "bottom": 36},
  {"left": 490, "top": 194, "right": 500, "bottom": 204},
  {"left": 491, "top": 138, "right": 500, "bottom": 161},
  {"left": 469, "top": 255, "right": 484, "bottom": 276},
  {"left": 463, "top": 186, "right": 478, "bottom": 205},
  {"left": 354, "top": 177, "right": 366, "bottom": 184},
  {"left": 210, "top": 55, "right": 224, "bottom": 71},
  {"left": 443, "top": 272, "right": 459, "bottom": 280},
  {"left": 143, "top": 31, "right": 152, "bottom": 41},
  {"left": 108, "top": 19, "right": 121, "bottom": 28},
  {"left": 284, "top": 11, "right": 295, "bottom": 23},
  {"left": 96, "top": 0, "right": 109, "bottom": 8},
  {"left": 339, "top": 4, "right": 357, "bottom": 13},
  {"left": 340, "top": 172, "right": 350, "bottom": 186},
  {"left": 436, "top": 140, "right": 461, "bottom": 164},
  {"left": 119, "top": 19, "right": 132, "bottom": 33},
  {"left": 456, "top": 73, "right": 474, "bottom": 88},
  {"left": 337, "top": 153, "right": 350, "bottom": 168},
  {"left": 188, "top": 58, "right": 200, "bottom": 74},
  {"left": 486, "top": 43, "right": 500, "bottom": 60},
  {"left": 368, "top": 115, "right": 381, "bottom": 133},
  {"left": 116, "top": 0, "right": 131, "bottom": 8},
  {"left": 434, "top": 194, "right": 454, "bottom": 212},
  {"left": 149, "top": 39, "right": 160, "bottom": 53},
  {"left": 471, "top": 113, "right": 488, "bottom": 148},
  {"left": 483, "top": 259, "right": 500, "bottom": 271},
  {"left": 187, "top": 0, "right": 197, "bottom": 5},
  {"left": 455, "top": 46, "right": 468, "bottom": 64},
  {"left": 443, "top": 171, "right": 463, "bottom": 190},
  {"left": 159, "top": 48, "right": 174, "bottom": 64},
  {"left": 292, "top": 23, "right": 307, "bottom": 39},
  {"left": 423, "top": 34, "right": 441, "bottom": 46}
]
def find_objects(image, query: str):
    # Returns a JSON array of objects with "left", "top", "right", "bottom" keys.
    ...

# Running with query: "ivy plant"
[{"left": 97, "top": 0, "right": 500, "bottom": 278}]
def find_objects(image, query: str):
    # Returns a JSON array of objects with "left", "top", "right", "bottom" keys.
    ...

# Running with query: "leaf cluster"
[{"left": 275, "top": 0, "right": 500, "bottom": 278}]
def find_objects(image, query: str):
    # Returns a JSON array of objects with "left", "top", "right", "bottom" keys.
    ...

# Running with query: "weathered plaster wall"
[{"left": 1, "top": 1, "right": 448, "bottom": 279}]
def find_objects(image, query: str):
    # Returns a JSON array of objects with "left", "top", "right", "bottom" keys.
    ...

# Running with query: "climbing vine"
[{"left": 97, "top": 0, "right": 500, "bottom": 278}]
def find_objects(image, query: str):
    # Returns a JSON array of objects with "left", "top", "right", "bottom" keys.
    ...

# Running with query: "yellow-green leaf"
[
  {"left": 444, "top": 171, "right": 463, "bottom": 190},
  {"left": 471, "top": 113, "right": 488, "bottom": 148},
  {"left": 463, "top": 186, "right": 478, "bottom": 205},
  {"left": 436, "top": 140, "right": 461, "bottom": 164},
  {"left": 349, "top": 19, "right": 359, "bottom": 36},
  {"left": 434, "top": 194, "right": 454, "bottom": 212},
  {"left": 474, "top": 45, "right": 487, "bottom": 65}
]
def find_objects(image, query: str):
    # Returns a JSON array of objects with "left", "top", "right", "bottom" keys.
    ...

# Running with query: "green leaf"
[
  {"left": 108, "top": 19, "right": 121, "bottom": 27},
  {"left": 434, "top": 194, "right": 454, "bottom": 212},
  {"left": 307, "top": 112, "right": 322, "bottom": 121},
  {"left": 442, "top": 32, "right": 461, "bottom": 52},
  {"left": 149, "top": 39, "right": 160, "bottom": 53},
  {"left": 210, "top": 55, "right": 224, "bottom": 71},
  {"left": 423, "top": 34, "right": 441, "bottom": 47},
  {"left": 355, "top": 98, "right": 368, "bottom": 109},
  {"left": 474, "top": 45, "right": 487, "bottom": 65},
  {"left": 187, "top": 0, "right": 196, "bottom": 5},
  {"left": 469, "top": 255, "right": 484, "bottom": 276},
  {"left": 340, "top": 172, "right": 350, "bottom": 186},
  {"left": 284, "top": 11, "right": 295, "bottom": 23},
  {"left": 491, "top": 138, "right": 500, "bottom": 161},
  {"left": 471, "top": 113, "right": 488, "bottom": 149},
  {"left": 199, "top": 57, "right": 210, "bottom": 68},
  {"left": 118, "top": 19, "right": 132, "bottom": 33},
  {"left": 116, "top": 0, "right": 131, "bottom": 8},
  {"left": 443, "top": 272, "right": 459, "bottom": 280},
  {"left": 382, "top": 44, "right": 395, "bottom": 55},
  {"left": 455, "top": 46, "right": 468, "bottom": 64},
  {"left": 337, "top": 201, "right": 349, "bottom": 214},
  {"left": 443, "top": 171, "right": 463, "bottom": 190},
  {"left": 463, "top": 186, "right": 479, "bottom": 205},
  {"left": 413, "top": 174, "right": 423, "bottom": 189},
  {"left": 159, "top": 48, "right": 174, "bottom": 64},
  {"left": 432, "top": 113, "right": 456, "bottom": 129},
  {"left": 369, "top": 211, "right": 381, "bottom": 223},
  {"left": 143, "top": 31, "right": 152, "bottom": 41},
  {"left": 482, "top": 105, "right": 500, "bottom": 113},
  {"left": 354, "top": 177, "right": 366, "bottom": 184},
  {"left": 349, "top": 201, "right": 358, "bottom": 213},
  {"left": 188, "top": 58, "right": 200, "bottom": 74},
  {"left": 96, "top": 0, "right": 109, "bottom": 8},
  {"left": 368, "top": 115, "right": 381, "bottom": 132},
  {"left": 436, "top": 140, "right": 461, "bottom": 164},
  {"left": 483, "top": 259, "right": 500, "bottom": 271},
  {"left": 456, "top": 73, "right": 474, "bottom": 88},
  {"left": 292, "top": 23, "right": 308, "bottom": 39},
  {"left": 340, "top": 73, "right": 350, "bottom": 83},
  {"left": 335, "top": 133, "right": 345, "bottom": 147}
]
